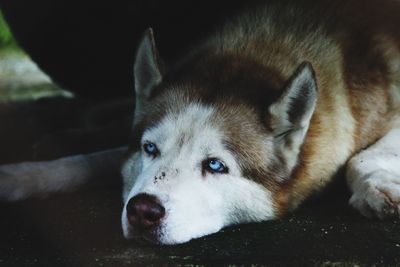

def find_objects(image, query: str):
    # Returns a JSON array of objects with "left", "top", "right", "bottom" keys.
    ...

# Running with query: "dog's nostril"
[{"left": 126, "top": 193, "right": 165, "bottom": 229}]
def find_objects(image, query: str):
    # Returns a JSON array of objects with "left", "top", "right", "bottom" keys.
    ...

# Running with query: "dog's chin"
[
  {"left": 123, "top": 226, "right": 163, "bottom": 245},
  {"left": 122, "top": 215, "right": 224, "bottom": 245},
  {"left": 125, "top": 231, "right": 189, "bottom": 245},
  {"left": 123, "top": 226, "right": 197, "bottom": 245},
  {"left": 133, "top": 233, "right": 163, "bottom": 245}
]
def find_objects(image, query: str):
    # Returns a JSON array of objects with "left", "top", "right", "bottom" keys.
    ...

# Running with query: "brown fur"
[{"left": 135, "top": 0, "right": 400, "bottom": 216}]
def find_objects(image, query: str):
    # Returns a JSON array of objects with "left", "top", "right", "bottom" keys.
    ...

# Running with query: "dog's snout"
[{"left": 126, "top": 193, "right": 165, "bottom": 229}]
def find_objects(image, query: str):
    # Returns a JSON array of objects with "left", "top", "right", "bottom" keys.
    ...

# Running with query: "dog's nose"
[{"left": 126, "top": 193, "right": 165, "bottom": 229}]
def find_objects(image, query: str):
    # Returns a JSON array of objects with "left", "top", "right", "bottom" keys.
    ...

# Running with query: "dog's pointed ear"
[
  {"left": 134, "top": 28, "right": 163, "bottom": 100},
  {"left": 269, "top": 62, "right": 317, "bottom": 168}
]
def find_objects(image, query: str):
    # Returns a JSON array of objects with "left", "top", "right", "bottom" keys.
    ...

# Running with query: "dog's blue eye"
[
  {"left": 204, "top": 158, "right": 228, "bottom": 174},
  {"left": 143, "top": 142, "right": 158, "bottom": 156}
]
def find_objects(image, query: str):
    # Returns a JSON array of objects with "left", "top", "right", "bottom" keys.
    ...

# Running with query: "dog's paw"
[{"left": 349, "top": 170, "right": 400, "bottom": 219}]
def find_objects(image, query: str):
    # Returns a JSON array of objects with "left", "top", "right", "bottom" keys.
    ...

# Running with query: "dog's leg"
[
  {"left": 0, "top": 146, "right": 127, "bottom": 201},
  {"left": 346, "top": 127, "right": 400, "bottom": 219}
]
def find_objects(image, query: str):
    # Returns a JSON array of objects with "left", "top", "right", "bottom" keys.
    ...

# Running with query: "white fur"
[
  {"left": 346, "top": 128, "right": 400, "bottom": 219},
  {"left": 121, "top": 103, "right": 275, "bottom": 244}
]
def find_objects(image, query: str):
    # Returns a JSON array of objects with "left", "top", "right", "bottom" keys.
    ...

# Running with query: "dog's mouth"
[
  {"left": 138, "top": 232, "right": 162, "bottom": 245},
  {"left": 138, "top": 226, "right": 164, "bottom": 244},
  {"left": 124, "top": 222, "right": 164, "bottom": 245}
]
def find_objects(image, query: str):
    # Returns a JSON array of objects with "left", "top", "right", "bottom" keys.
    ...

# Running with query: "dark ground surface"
[{"left": 1, "top": 185, "right": 400, "bottom": 267}]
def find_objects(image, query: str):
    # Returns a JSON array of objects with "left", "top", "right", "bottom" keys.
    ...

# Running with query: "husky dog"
[{"left": 1, "top": 0, "right": 400, "bottom": 244}]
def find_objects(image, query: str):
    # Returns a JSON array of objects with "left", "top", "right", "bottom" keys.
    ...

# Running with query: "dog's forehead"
[{"left": 143, "top": 102, "right": 221, "bottom": 146}]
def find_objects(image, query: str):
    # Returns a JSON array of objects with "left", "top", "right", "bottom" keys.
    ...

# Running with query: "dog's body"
[{"left": 1, "top": 0, "right": 400, "bottom": 244}]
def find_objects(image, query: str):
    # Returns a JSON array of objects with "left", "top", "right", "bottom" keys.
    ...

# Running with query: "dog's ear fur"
[
  {"left": 134, "top": 28, "right": 163, "bottom": 101},
  {"left": 269, "top": 62, "right": 317, "bottom": 170}
]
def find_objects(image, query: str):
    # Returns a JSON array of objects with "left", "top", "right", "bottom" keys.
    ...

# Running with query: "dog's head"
[{"left": 121, "top": 29, "right": 317, "bottom": 244}]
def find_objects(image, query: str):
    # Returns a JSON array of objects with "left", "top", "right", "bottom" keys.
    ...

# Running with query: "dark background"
[
  {"left": 0, "top": 0, "right": 250, "bottom": 162},
  {"left": 0, "top": 0, "right": 248, "bottom": 100}
]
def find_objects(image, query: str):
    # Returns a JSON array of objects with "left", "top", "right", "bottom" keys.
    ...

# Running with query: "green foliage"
[{"left": 0, "top": 9, "right": 18, "bottom": 48}]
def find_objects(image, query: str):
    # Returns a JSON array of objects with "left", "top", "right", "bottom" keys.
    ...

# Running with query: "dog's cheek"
[
  {"left": 158, "top": 176, "right": 276, "bottom": 244},
  {"left": 218, "top": 176, "right": 277, "bottom": 224}
]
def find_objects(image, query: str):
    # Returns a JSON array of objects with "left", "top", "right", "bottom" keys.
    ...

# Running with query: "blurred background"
[
  {"left": 0, "top": 9, "right": 68, "bottom": 101},
  {"left": 0, "top": 0, "right": 247, "bottom": 100},
  {"left": 0, "top": 0, "right": 247, "bottom": 163}
]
